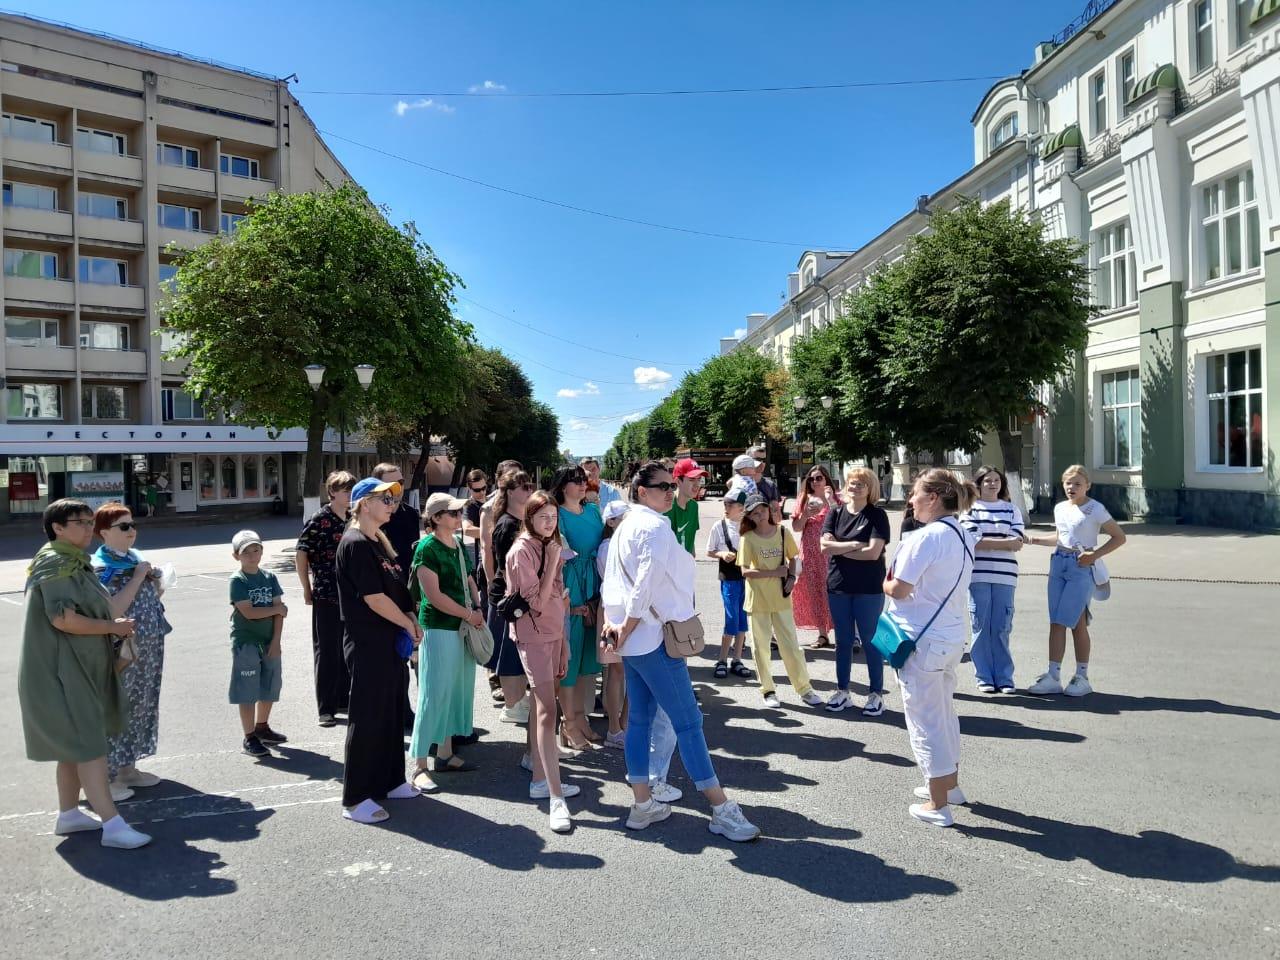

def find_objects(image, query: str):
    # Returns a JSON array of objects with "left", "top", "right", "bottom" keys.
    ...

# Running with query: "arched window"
[
  {"left": 221, "top": 456, "right": 238, "bottom": 499},
  {"left": 990, "top": 112, "right": 1019, "bottom": 150},
  {"left": 198, "top": 456, "right": 216, "bottom": 500}
]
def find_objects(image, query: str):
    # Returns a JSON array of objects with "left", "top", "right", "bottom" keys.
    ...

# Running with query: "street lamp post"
[
  {"left": 792, "top": 395, "right": 833, "bottom": 496},
  {"left": 304, "top": 363, "right": 376, "bottom": 472}
]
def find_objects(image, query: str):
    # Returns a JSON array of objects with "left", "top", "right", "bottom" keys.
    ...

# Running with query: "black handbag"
[{"left": 496, "top": 542, "right": 545, "bottom": 624}]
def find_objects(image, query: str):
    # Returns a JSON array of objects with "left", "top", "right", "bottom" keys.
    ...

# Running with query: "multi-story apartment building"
[
  {"left": 728, "top": 0, "right": 1280, "bottom": 530},
  {"left": 0, "top": 12, "right": 376, "bottom": 520}
]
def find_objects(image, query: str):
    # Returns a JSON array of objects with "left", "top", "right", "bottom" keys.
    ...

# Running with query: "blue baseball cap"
[{"left": 350, "top": 477, "right": 401, "bottom": 507}]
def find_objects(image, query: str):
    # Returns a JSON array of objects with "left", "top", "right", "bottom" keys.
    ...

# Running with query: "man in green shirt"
[{"left": 666, "top": 458, "right": 707, "bottom": 555}]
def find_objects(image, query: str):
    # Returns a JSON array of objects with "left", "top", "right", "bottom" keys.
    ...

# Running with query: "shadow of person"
[
  {"left": 256, "top": 745, "right": 345, "bottom": 781},
  {"left": 956, "top": 691, "right": 1280, "bottom": 722},
  {"left": 957, "top": 803, "right": 1280, "bottom": 883},
  {"left": 957, "top": 714, "right": 1086, "bottom": 743}
]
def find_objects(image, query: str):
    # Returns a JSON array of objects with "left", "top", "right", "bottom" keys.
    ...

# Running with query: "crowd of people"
[{"left": 17, "top": 445, "right": 1125, "bottom": 847}]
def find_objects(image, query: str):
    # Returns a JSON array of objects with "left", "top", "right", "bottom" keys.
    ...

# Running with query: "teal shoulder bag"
[{"left": 871, "top": 520, "right": 972, "bottom": 669}]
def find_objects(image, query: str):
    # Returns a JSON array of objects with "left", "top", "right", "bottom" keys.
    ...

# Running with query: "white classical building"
[{"left": 728, "top": 0, "right": 1280, "bottom": 530}]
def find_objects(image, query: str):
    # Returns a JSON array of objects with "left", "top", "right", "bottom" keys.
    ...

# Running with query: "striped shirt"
[{"left": 959, "top": 499, "right": 1025, "bottom": 586}]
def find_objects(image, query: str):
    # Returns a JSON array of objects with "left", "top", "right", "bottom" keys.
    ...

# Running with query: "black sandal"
[
  {"left": 713, "top": 661, "right": 728, "bottom": 679},
  {"left": 431, "top": 755, "right": 475, "bottom": 773},
  {"left": 730, "top": 660, "right": 753, "bottom": 678}
]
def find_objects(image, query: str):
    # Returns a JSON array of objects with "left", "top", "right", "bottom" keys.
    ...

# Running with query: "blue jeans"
[
  {"left": 623, "top": 646, "right": 719, "bottom": 791},
  {"left": 968, "top": 581, "right": 1016, "bottom": 688},
  {"left": 649, "top": 707, "right": 675, "bottom": 782},
  {"left": 1048, "top": 550, "right": 1093, "bottom": 628},
  {"left": 827, "top": 592, "right": 885, "bottom": 694}
]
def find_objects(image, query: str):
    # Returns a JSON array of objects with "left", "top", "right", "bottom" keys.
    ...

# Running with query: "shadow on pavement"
[
  {"left": 957, "top": 802, "right": 1280, "bottom": 884},
  {"left": 957, "top": 691, "right": 1280, "bottom": 722},
  {"left": 957, "top": 714, "right": 1086, "bottom": 743},
  {"left": 256, "top": 744, "right": 344, "bottom": 780}
]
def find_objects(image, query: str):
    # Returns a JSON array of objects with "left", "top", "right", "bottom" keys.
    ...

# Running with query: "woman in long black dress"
[{"left": 335, "top": 477, "right": 424, "bottom": 824}]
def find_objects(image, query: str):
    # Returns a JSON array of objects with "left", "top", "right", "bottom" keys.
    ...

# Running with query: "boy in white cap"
[{"left": 229, "top": 530, "right": 288, "bottom": 758}]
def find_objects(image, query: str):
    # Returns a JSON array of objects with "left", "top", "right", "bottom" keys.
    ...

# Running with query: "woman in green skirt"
[
  {"left": 19, "top": 499, "right": 152, "bottom": 849},
  {"left": 409, "top": 492, "right": 484, "bottom": 786}
]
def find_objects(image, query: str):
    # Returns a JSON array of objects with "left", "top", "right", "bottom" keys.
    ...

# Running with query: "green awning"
[
  {"left": 1041, "top": 124, "right": 1083, "bottom": 159},
  {"left": 1128, "top": 63, "right": 1181, "bottom": 104},
  {"left": 1253, "top": 0, "right": 1280, "bottom": 25}
]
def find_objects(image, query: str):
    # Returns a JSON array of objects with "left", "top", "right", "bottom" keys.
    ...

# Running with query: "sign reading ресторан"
[{"left": 0, "top": 424, "right": 379, "bottom": 455}]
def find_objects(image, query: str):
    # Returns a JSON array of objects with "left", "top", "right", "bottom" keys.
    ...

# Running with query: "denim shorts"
[
  {"left": 1047, "top": 550, "right": 1094, "bottom": 628},
  {"left": 228, "top": 644, "right": 282, "bottom": 704},
  {"left": 720, "top": 580, "right": 748, "bottom": 636}
]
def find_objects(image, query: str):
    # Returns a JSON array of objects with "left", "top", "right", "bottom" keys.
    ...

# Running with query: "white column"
[
  {"left": 1242, "top": 50, "right": 1280, "bottom": 253},
  {"left": 1121, "top": 121, "right": 1185, "bottom": 290}
]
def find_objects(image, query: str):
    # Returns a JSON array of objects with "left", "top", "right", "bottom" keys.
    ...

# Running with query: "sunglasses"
[
  {"left": 567, "top": 474, "right": 587, "bottom": 484},
  {"left": 437, "top": 508, "right": 462, "bottom": 518},
  {"left": 642, "top": 481, "right": 678, "bottom": 493},
  {"left": 519, "top": 483, "right": 536, "bottom": 492},
  {"left": 111, "top": 521, "right": 138, "bottom": 532},
  {"left": 376, "top": 495, "right": 400, "bottom": 506},
  {"left": 469, "top": 486, "right": 486, "bottom": 493}
]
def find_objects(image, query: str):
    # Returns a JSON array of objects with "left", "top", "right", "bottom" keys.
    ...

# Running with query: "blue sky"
[{"left": 40, "top": 0, "right": 1088, "bottom": 454}]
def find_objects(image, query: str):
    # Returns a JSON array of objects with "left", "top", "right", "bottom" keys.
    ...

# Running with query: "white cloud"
[
  {"left": 634, "top": 366, "right": 672, "bottom": 390},
  {"left": 569, "top": 419, "right": 592, "bottom": 432},
  {"left": 394, "top": 98, "right": 456, "bottom": 117},
  {"left": 732, "top": 327, "right": 747, "bottom": 339},
  {"left": 622, "top": 412, "right": 645, "bottom": 423},
  {"left": 468, "top": 80, "right": 507, "bottom": 93},
  {"left": 556, "top": 381, "right": 600, "bottom": 399}
]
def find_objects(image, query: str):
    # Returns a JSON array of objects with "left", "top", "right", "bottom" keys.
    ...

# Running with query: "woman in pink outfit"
[{"left": 790, "top": 465, "right": 839, "bottom": 648}]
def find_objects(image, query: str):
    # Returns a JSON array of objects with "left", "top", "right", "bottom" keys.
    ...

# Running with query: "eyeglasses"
[
  {"left": 641, "top": 481, "right": 678, "bottom": 493},
  {"left": 518, "top": 483, "right": 536, "bottom": 492},
  {"left": 111, "top": 521, "right": 138, "bottom": 532},
  {"left": 438, "top": 508, "right": 462, "bottom": 518},
  {"left": 65, "top": 518, "right": 95, "bottom": 528},
  {"left": 847, "top": 481, "right": 868, "bottom": 489}
]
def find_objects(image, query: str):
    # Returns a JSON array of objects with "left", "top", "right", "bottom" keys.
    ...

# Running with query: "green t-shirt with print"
[
  {"left": 665, "top": 497, "right": 699, "bottom": 555},
  {"left": 229, "top": 569, "right": 282, "bottom": 649}
]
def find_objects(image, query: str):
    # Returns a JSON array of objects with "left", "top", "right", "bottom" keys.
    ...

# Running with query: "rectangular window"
[
  {"left": 1201, "top": 169, "right": 1261, "bottom": 283},
  {"left": 1094, "top": 220, "right": 1137, "bottom": 310},
  {"left": 2, "top": 181, "right": 57, "bottom": 210},
  {"left": 156, "top": 143, "right": 199, "bottom": 168},
  {"left": 220, "top": 212, "right": 246, "bottom": 234},
  {"left": 1194, "top": 0, "right": 1216, "bottom": 74},
  {"left": 1207, "top": 347, "right": 1263, "bottom": 468},
  {"left": 5, "top": 316, "right": 60, "bottom": 347},
  {"left": 1119, "top": 51, "right": 1137, "bottom": 117},
  {"left": 1101, "top": 369, "right": 1143, "bottom": 468},
  {"left": 4, "top": 250, "right": 58, "bottom": 279},
  {"left": 1233, "top": 0, "right": 1253, "bottom": 48},
  {"left": 75, "top": 127, "right": 126, "bottom": 155},
  {"left": 1091, "top": 71, "right": 1108, "bottom": 136},
  {"left": 158, "top": 203, "right": 202, "bottom": 231},
  {"left": 219, "top": 154, "right": 260, "bottom": 179},
  {"left": 79, "top": 321, "right": 129, "bottom": 350},
  {"left": 2, "top": 112, "right": 56, "bottom": 142},
  {"left": 78, "top": 192, "right": 127, "bottom": 219},
  {"left": 161, "top": 387, "right": 205, "bottom": 420},
  {"left": 81, "top": 384, "right": 128, "bottom": 420},
  {"left": 5, "top": 383, "right": 62, "bottom": 419},
  {"left": 78, "top": 257, "right": 128, "bottom": 285}
]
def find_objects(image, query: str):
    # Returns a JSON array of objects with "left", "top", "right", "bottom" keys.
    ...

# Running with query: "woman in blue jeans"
[
  {"left": 600, "top": 461, "right": 759, "bottom": 842},
  {"left": 820, "top": 467, "right": 891, "bottom": 717}
]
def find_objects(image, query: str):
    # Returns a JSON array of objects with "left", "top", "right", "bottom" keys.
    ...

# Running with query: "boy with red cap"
[{"left": 666, "top": 458, "right": 707, "bottom": 554}]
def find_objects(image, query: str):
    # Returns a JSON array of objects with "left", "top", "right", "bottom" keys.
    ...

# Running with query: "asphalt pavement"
[{"left": 1, "top": 502, "right": 1277, "bottom": 959}]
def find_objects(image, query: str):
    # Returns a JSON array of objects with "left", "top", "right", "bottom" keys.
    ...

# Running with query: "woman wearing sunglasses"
[
  {"left": 485, "top": 470, "right": 535, "bottom": 727},
  {"left": 91, "top": 502, "right": 172, "bottom": 794},
  {"left": 791, "top": 465, "right": 839, "bottom": 649}
]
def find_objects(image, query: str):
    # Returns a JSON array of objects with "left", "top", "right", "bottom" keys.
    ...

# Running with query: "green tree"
[
  {"left": 504, "top": 400, "right": 562, "bottom": 473},
  {"left": 676, "top": 349, "right": 780, "bottom": 448},
  {"left": 163, "top": 182, "right": 467, "bottom": 498}
]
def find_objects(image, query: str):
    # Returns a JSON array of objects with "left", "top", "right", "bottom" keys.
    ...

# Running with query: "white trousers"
[{"left": 899, "top": 637, "right": 965, "bottom": 780}]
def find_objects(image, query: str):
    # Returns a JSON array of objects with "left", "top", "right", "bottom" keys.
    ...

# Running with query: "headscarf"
[
  {"left": 91, "top": 544, "right": 143, "bottom": 585},
  {"left": 25, "top": 540, "right": 92, "bottom": 593}
]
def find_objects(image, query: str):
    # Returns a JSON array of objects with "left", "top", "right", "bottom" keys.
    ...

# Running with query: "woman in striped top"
[{"left": 958, "top": 466, "right": 1025, "bottom": 694}]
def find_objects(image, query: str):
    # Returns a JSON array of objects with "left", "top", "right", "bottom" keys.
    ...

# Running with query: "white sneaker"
[
  {"left": 801, "top": 690, "right": 824, "bottom": 707},
  {"left": 909, "top": 803, "right": 954, "bottom": 827},
  {"left": 529, "top": 780, "right": 581, "bottom": 800},
  {"left": 708, "top": 801, "right": 760, "bottom": 842},
  {"left": 976, "top": 682, "right": 996, "bottom": 694},
  {"left": 54, "top": 809, "right": 103, "bottom": 835},
  {"left": 650, "top": 780, "right": 683, "bottom": 804},
  {"left": 518, "top": 753, "right": 533, "bottom": 773},
  {"left": 998, "top": 685, "right": 1017, "bottom": 694},
  {"left": 825, "top": 690, "right": 853, "bottom": 712},
  {"left": 1027, "top": 673, "right": 1064, "bottom": 695},
  {"left": 548, "top": 797, "right": 572, "bottom": 833},
  {"left": 862, "top": 693, "right": 885, "bottom": 717},
  {"left": 762, "top": 692, "right": 781, "bottom": 708},
  {"left": 100, "top": 819, "right": 152, "bottom": 849},
  {"left": 1064, "top": 675, "right": 1093, "bottom": 697},
  {"left": 913, "top": 785, "right": 968, "bottom": 805},
  {"left": 626, "top": 799, "right": 671, "bottom": 830},
  {"left": 500, "top": 699, "right": 530, "bottom": 724}
]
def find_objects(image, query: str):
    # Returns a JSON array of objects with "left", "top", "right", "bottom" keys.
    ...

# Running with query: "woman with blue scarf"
[{"left": 92, "top": 502, "right": 171, "bottom": 793}]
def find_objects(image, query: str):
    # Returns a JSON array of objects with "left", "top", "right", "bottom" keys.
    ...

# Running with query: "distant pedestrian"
[
  {"left": 481, "top": 460, "right": 524, "bottom": 703},
  {"left": 596, "top": 499, "right": 630, "bottom": 748},
  {"left": 1025, "top": 465, "right": 1126, "bottom": 697},
  {"left": 959, "top": 465, "right": 1026, "bottom": 694},
  {"left": 228, "top": 530, "right": 288, "bottom": 759},
  {"left": 706, "top": 489, "right": 752, "bottom": 680},
  {"left": 582, "top": 457, "right": 623, "bottom": 512},
  {"left": 462, "top": 469, "right": 488, "bottom": 603},
  {"left": 883, "top": 469, "right": 977, "bottom": 828},
  {"left": 791, "top": 465, "right": 839, "bottom": 648}
]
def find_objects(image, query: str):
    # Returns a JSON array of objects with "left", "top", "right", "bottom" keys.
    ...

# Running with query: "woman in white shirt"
[
  {"left": 601, "top": 462, "right": 759, "bottom": 842},
  {"left": 1026, "top": 465, "right": 1126, "bottom": 697},
  {"left": 883, "top": 469, "right": 978, "bottom": 828}
]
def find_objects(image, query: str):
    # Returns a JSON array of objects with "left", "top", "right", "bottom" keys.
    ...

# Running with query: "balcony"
[
  {"left": 79, "top": 151, "right": 144, "bottom": 182},
  {"left": 3, "top": 276, "right": 75, "bottom": 306},
  {"left": 221, "top": 174, "right": 276, "bottom": 201},
  {"left": 157, "top": 224, "right": 216, "bottom": 254},
  {"left": 3, "top": 138, "right": 72, "bottom": 171},
  {"left": 81, "top": 347, "right": 148, "bottom": 375},
  {"left": 161, "top": 356, "right": 190, "bottom": 377},
  {"left": 3, "top": 343, "right": 76, "bottom": 373},
  {"left": 79, "top": 283, "right": 145, "bottom": 311},
  {"left": 2, "top": 206, "right": 73, "bottom": 238},
  {"left": 79, "top": 216, "right": 144, "bottom": 246},
  {"left": 157, "top": 163, "right": 215, "bottom": 195}
]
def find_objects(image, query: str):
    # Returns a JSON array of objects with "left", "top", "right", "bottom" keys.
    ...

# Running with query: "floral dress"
[
  {"left": 97, "top": 553, "right": 172, "bottom": 776},
  {"left": 791, "top": 500, "right": 835, "bottom": 635}
]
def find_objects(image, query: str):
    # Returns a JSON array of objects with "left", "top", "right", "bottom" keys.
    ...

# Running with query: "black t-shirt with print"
[
  {"left": 488, "top": 512, "right": 521, "bottom": 601},
  {"left": 295, "top": 504, "right": 345, "bottom": 602},
  {"left": 335, "top": 528, "right": 413, "bottom": 641},
  {"left": 822, "top": 502, "right": 891, "bottom": 595}
]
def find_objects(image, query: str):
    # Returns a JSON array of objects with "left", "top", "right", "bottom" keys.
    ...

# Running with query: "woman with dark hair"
[
  {"left": 883, "top": 469, "right": 978, "bottom": 827},
  {"left": 959, "top": 465, "right": 1026, "bottom": 694},
  {"left": 790, "top": 465, "right": 839, "bottom": 648},
  {"left": 92, "top": 501, "right": 171, "bottom": 791},
  {"left": 551, "top": 466, "right": 604, "bottom": 748},
  {"left": 19, "top": 499, "right": 150, "bottom": 848},
  {"left": 486, "top": 470, "right": 534, "bottom": 726}
]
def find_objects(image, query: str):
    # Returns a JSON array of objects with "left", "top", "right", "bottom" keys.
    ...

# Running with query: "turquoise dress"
[{"left": 559, "top": 502, "right": 604, "bottom": 686}]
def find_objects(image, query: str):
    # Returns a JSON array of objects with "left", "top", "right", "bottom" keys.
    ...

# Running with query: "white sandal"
[{"left": 342, "top": 799, "right": 389, "bottom": 824}]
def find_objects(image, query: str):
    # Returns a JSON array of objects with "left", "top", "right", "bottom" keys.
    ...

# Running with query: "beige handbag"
[
  {"left": 455, "top": 538, "right": 495, "bottom": 665},
  {"left": 618, "top": 555, "right": 705, "bottom": 659}
]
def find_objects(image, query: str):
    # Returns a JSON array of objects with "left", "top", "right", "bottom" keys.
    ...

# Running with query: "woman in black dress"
[{"left": 335, "top": 477, "right": 424, "bottom": 824}]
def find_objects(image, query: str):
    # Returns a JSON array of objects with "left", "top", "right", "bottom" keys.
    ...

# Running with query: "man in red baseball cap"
[{"left": 667, "top": 459, "right": 707, "bottom": 555}]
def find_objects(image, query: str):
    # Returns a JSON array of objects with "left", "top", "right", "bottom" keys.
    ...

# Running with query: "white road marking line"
[
  {"left": 27, "top": 795, "right": 343, "bottom": 834},
  {"left": 0, "top": 597, "right": 21, "bottom": 605},
  {"left": 0, "top": 778, "right": 339, "bottom": 822}
]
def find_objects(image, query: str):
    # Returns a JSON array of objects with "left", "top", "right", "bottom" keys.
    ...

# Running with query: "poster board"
[{"left": 68, "top": 471, "right": 126, "bottom": 510}]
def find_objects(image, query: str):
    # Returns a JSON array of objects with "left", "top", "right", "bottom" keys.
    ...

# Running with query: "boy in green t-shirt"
[
  {"left": 666, "top": 458, "right": 707, "bottom": 555},
  {"left": 228, "top": 529, "right": 288, "bottom": 758}
]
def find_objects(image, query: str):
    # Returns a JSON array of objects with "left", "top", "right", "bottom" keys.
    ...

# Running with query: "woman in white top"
[
  {"left": 601, "top": 461, "right": 759, "bottom": 842},
  {"left": 1025, "top": 465, "right": 1126, "bottom": 697},
  {"left": 883, "top": 469, "right": 978, "bottom": 828}
]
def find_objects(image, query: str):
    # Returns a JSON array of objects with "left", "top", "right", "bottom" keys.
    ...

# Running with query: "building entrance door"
[{"left": 174, "top": 458, "right": 197, "bottom": 513}]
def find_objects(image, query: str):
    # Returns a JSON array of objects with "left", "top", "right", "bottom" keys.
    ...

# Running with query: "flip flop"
[{"left": 808, "top": 636, "right": 832, "bottom": 649}]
